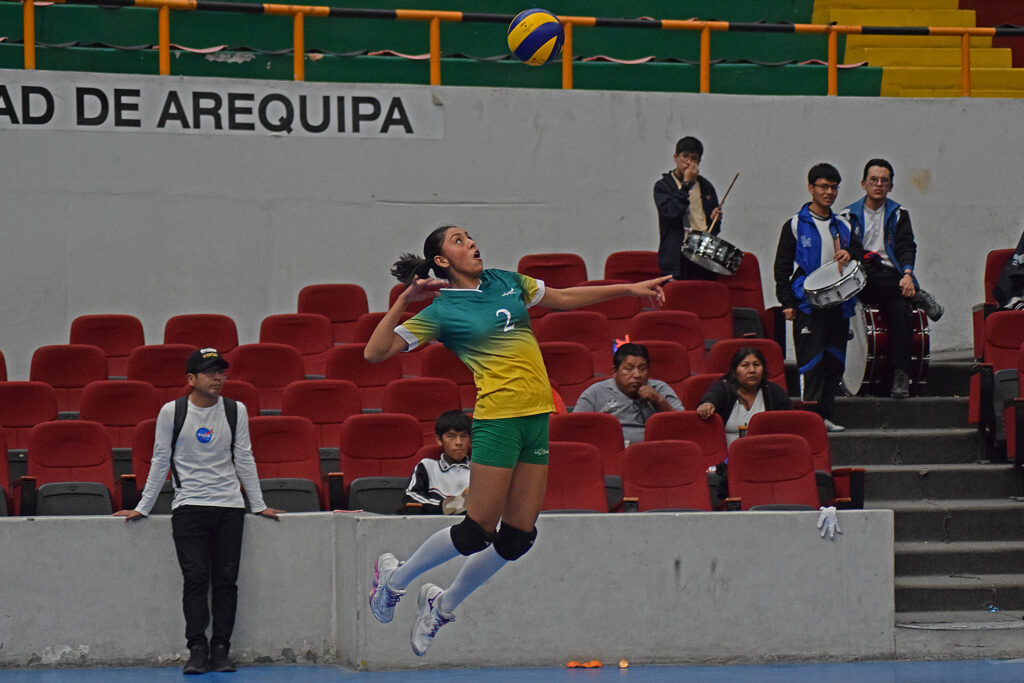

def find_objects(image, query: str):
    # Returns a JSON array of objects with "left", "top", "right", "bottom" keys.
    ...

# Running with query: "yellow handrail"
[{"left": 16, "top": 0, "right": 1023, "bottom": 96}]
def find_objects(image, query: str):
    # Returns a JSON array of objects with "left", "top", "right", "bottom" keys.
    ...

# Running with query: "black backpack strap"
[
  {"left": 169, "top": 396, "right": 189, "bottom": 488},
  {"left": 223, "top": 397, "right": 238, "bottom": 464}
]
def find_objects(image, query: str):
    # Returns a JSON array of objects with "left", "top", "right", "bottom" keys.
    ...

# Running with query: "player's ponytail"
[{"left": 390, "top": 225, "right": 455, "bottom": 284}]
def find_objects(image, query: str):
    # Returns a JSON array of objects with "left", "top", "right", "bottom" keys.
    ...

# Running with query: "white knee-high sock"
[
  {"left": 389, "top": 527, "right": 460, "bottom": 591},
  {"left": 440, "top": 546, "right": 508, "bottom": 615}
]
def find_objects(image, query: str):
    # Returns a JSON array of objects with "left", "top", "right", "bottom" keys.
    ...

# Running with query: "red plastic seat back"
[
  {"left": 542, "top": 441, "right": 607, "bottom": 512},
  {"left": 130, "top": 418, "right": 161, "bottom": 489},
  {"left": 324, "top": 344, "right": 404, "bottom": 411},
  {"left": 663, "top": 281, "right": 734, "bottom": 341},
  {"left": 69, "top": 314, "right": 145, "bottom": 377},
  {"left": 79, "top": 380, "right": 161, "bottom": 448},
  {"left": 622, "top": 440, "right": 712, "bottom": 511},
  {"left": 642, "top": 341, "right": 691, "bottom": 395},
  {"left": 983, "top": 311, "right": 1024, "bottom": 369},
  {"left": 0, "top": 381, "right": 59, "bottom": 449},
  {"left": 538, "top": 341, "right": 597, "bottom": 406},
  {"left": 645, "top": 411, "right": 726, "bottom": 470},
  {"left": 226, "top": 344, "right": 306, "bottom": 410},
  {"left": 517, "top": 253, "right": 588, "bottom": 289},
  {"left": 747, "top": 410, "right": 831, "bottom": 473},
  {"left": 707, "top": 339, "right": 787, "bottom": 392},
  {"left": 677, "top": 373, "right": 720, "bottom": 412},
  {"left": 27, "top": 420, "right": 116, "bottom": 505},
  {"left": 721, "top": 252, "right": 766, "bottom": 314},
  {"left": 549, "top": 411, "right": 626, "bottom": 476},
  {"left": 281, "top": 380, "right": 361, "bottom": 449},
  {"left": 0, "top": 349, "right": 6, "bottom": 381},
  {"left": 984, "top": 249, "right": 1017, "bottom": 306},
  {"left": 727, "top": 434, "right": 817, "bottom": 510},
  {"left": 382, "top": 378, "right": 462, "bottom": 445},
  {"left": 534, "top": 311, "right": 615, "bottom": 375},
  {"left": 259, "top": 313, "right": 334, "bottom": 376},
  {"left": 0, "top": 428, "right": 8, "bottom": 508},
  {"left": 420, "top": 344, "right": 476, "bottom": 409},
  {"left": 126, "top": 344, "right": 196, "bottom": 402},
  {"left": 604, "top": 250, "right": 660, "bottom": 283},
  {"left": 339, "top": 414, "right": 423, "bottom": 498},
  {"left": 628, "top": 310, "right": 707, "bottom": 373},
  {"left": 163, "top": 314, "right": 239, "bottom": 354},
  {"left": 221, "top": 379, "right": 262, "bottom": 416},
  {"left": 298, "top": 283, "right": 370, "bottom": 343},
  {"left": 351, "top": 311, "right": 415, "bottom": 344},
  {"left": 29, "top": 345, "right": 109, "bottom": 412},
  {"left": 573, "top": 279, "right": 643, "bottom": 338},
  {"left": 250, "top": 416, "right": 324, "bottom": 507}
]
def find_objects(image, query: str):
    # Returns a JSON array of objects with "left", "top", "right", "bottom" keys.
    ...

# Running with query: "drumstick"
[{"left": 706, "top": 172, "right": 738, "bottom": 233}]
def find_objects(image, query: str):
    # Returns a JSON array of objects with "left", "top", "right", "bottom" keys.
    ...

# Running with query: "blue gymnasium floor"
[{"left": 5, "top": 660, "right": 1024, "bottom": 682}]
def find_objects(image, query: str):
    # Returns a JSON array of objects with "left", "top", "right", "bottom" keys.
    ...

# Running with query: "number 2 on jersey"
[{"left": 496, "top": 308, "right": 515, "bottom": 332}]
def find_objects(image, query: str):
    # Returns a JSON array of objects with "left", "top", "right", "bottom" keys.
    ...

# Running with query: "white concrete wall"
[
  {"left": 2, "top": 69, "right": 1023, "bottom": 377},
  {"left": 0, "top": 510, "right": 894, "bottom": 669}
]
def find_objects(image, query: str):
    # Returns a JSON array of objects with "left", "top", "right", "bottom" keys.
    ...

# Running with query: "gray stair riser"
[
  {"left": 832, "top": 397, "right": 969, "bottom": 430},
  {"left": 893, "top": 507, "right": 1024, "bottom": 542},
  {"left": 866, "top": 468, "right": 1017, "bottom": 501},
  {"left": 896, "top": 585, "right": 1024, "bottom": 612},
  {"left": 897, "top": 548, "right": 1024, "bottom": 576},
  {"left": 830, "top": 431, "right": 987, "bottom": 466},
  {"left": 924, "top": 362, "right": 973, "bottom": 397}
]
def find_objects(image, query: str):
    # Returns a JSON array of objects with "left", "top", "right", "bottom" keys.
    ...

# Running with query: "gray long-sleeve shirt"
[{"left": 135, "top": 396, "right": 267, "bottom": 516}]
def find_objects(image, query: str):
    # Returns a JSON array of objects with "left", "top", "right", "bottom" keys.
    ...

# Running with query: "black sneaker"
[
  {"left": 210, "top": 643, "right": 237, "bottom": 673},
  {"left": 182, "top": 645, "right": 209, "bottom": 675},
  {"left": 891, "top": 369, "right": 910, "bottom": 399},
  {"left": 912, "top": 289, "right": 944, "bottom": 322}
]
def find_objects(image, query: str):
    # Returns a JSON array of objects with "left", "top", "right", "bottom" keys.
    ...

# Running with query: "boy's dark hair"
[
  {"left": 613, "top": 342, "right": 650, "bottom": 369},
  {"left": 674, "top": 136, "right": 704, "bottom": 159},
  {"left": 435, "top": 409, "right": 471, "bottom": 437},
  {"left": 808, "top": 163, "right": 841, "bottom": 186},
  {"left": 861, "top": 158, "right": 894, "bottom": 182}
]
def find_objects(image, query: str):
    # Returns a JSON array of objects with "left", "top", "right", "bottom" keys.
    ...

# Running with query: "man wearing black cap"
[{"left": 114, "top": 347, "right": 283, "bottom": 674}]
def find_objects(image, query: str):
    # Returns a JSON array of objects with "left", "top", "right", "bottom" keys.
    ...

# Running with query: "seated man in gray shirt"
[{"left": 573, "top": 342, "right": 683, "bottom": 445}]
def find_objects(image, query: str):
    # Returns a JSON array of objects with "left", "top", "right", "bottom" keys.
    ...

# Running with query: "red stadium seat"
[
  {"left": 124, "top": 418, "right": 162, "bottom": 512},
  {"left": 226, "top": 343, "right": 306, "bottom": 411},
  {"left": 604, "top": 250, "right": 660, "bottom": 284},
  {"left": 220, "top": 379, "right": 262, "bottom": 416},
  {"left": 259, "top": 313, "right": 335, "bottom": 376},
  {"left": 747, "top": 410, "right": 864, "bottom": 509},
  {"left": 297, "top": 283, "right": 370, "bottom": 343},
  {"left": 0, "top": 349, "right": 7, "bottom": 381},
  {"left": 0, "top": 381, "right": 59, "bottom": 450},
  {"left": 642, "top": 340, "right": 691, "bottom": 397},
  {"left": 281, "top": 379, "right": 362, "bottom": 450},
  {"left": 542, "top": 441, "right": 607, "bottom": 513},
  {"left": 628, "top": 310, "right": 707, "bottom": 374},
  {"left": 534, "top": 311, "right": 615, "bottom": 375},
  {"left": 78, "top": 380, "right": 161, "bottom": 448},
  {"left": 15, "top": 420, "right": 116, "bottom": 515},
  {"left": 549, "top": 411, "right": 626, "bottom": 476},
  {"left": 720, "top": 252, "right": 772, "bottom": 340},
  {"left": 0, "top": 429, "right": 8, "bottom": 514},
  {"left": 338, "top": 413, "right": 423, "bottom": 504},
  {"left": 663, "top": 280, "right": 735, "bottom": 343},
  {"left": 677, "top": 373, "right": 720, "bottom": 413},
  {"left": 517, "top": 252, "right": 588, "bottom": 289},
  {"left": 969, "top": 311, "right": 1024, "bottom": 445},
  {"left": 163, "top": 314, "right": 239, "bottom": 354},
  {"left": 382, "top": 377, "right": 463, "bottom": 446},
  {"left": 29, "top": 344, "right": 109, "bottom": 412},
  {"left": 573, "top": 279, "right": 643, "bottom": 339},
  {"left": 324, "top": 344, "right": 404, "bottom": 411},
  {"left": 538, "top": 341, "right": 598, "bottom": 407},
  {"left": 420, "top": 343, "right": 476, "bottom": 409},
  {"left": 645, "top": 411, "right": 727, "bottom": 471},
  {"left": 707, "top": 339, "right": 787, "bottom": 393},
  {"left": 126, "top": 344, "right": 197, "bottom": 402},
  {"left": 351, "top": 311, "right": 415, "bottom": 343},
  {"left": 69, "top": 314, "right": 145, "bottom": 377},
  {"left": 973, "top": 249, "right": 1016, "bottom": 360},
  {"left": 622, "top": 440, "right": 712, "bottom": 512},
  {"left": 726, "top": 434, "right": 818, "bottom": 510},
  {"left": 250, "top": 416, "right": 325, "bottom": 511}
]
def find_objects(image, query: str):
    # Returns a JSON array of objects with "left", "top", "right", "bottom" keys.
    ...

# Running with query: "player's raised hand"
[
  {"left": 626, "top": 275, "right": 671, "bottom": 308},
  {"left": 401, "top": 278, "right": 446, "bottom": 303}
]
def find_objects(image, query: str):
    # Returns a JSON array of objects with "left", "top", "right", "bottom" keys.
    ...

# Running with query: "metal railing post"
[
  {"left": 961, "top": 30, "right": 972, "bottom": 97},
  {"left": 294, "top": 11, "right": 305, "bottom": 81},
  {"left": 158, "top": 3, "right": 170, "bottom": 75},
  {"left": 700, "top": 26, "right": 710, "bottom": 93},
  {"left": 22, "top": 0, "right": 36, "bottom": 70},
  {"left": 827, "top": 27, "right": 838, "bottom": 96},
  {"left": 561, "top": 21, "right": 573, "bottom": 89},
  {"left": 429, "top": 16, "right": 441, "bottom": 85}
]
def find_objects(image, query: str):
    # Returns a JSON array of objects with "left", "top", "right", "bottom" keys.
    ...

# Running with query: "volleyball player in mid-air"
[{"left": 364, "top": 225, "right": 669, "bottom": 655}]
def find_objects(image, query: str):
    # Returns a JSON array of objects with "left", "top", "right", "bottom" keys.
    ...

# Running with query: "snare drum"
[
  {"left": 842, "top": 302, "right": 930, "bottom": 396},
  {"left": 803, "top": 260, "right": 866, "bottom": 309},
  {"left": 681, "top": 230, "right": 743, "bottom": 275}
]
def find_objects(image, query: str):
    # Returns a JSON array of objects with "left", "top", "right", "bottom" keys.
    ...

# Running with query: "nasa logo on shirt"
[{"left": 196, "top": 427, "right": 213, "bottom": 443}]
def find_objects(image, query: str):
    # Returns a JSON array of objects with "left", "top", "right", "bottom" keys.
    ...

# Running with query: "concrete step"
[
  {"left": 870, "top": 498, "right": 1024, "bottom": 542},
  {"left": 899, "top": 88, "right": 1024, "bottom": 98},
  {"left": 924, "top": 360, "right": 972, "bottom": 398},
  {"left": 830, "top": 427, "right": 987, "bottom": 466},
  {"left": 895, "top": 610, "right": 1024, "bottom": 659},
  {"left": 882, "top": 67, "right": 1024, "bottom": 96},
  {"left": 824, "top": 9, "right": 977, "bottom": 27},
  {"left": 845, "top": 35, "right": 992, "bottom": 51},
  {"left": 814, "top": 1, "right": 960, "bottom": 25},
  {"left": 896, "top": 573, "right": 1024, "bottom": 612},
  {"left": 831, "top": 396, "right": 968, "bottom": 430},
  {"left": 865, "top": 463, "right": 1016, "bottom": 501},
  {"left": 844, "top": 46, "right": 1013, "bottom": 68},
  {"left": 896, "top": 541, "right": 1024, "bottom": 576}
]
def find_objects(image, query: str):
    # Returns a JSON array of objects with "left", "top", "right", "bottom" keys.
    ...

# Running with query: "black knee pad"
[
  {"left": 450, "top": 515, "right": 493, "bottom": 556},
  {"left": 493, "top": 523, "right": 537, "bottom": 561}
]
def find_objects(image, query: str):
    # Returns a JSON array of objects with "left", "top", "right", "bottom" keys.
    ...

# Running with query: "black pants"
[
  {"left": 859, "top": 262, "right": 912, "bottom": 375},
  {"left": 171, "top": 505, "right": 245, "bottom": 650},
  {"left": 793, "top": 306, "right": 848, "bottom": 419}
]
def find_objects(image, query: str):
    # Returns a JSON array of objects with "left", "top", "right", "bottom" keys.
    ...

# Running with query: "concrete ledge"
[{"left": 0, "top": 510, "right": 895, "bottom": 669}]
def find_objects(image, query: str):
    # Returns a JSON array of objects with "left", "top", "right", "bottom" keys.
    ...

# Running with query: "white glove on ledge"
[{"left": 817, "top": 506, "right": 842, "bottom": 540}]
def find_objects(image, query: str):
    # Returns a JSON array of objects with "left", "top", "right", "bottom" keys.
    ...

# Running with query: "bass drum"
[{"left": 842, "top": 303, "right": 930, "bottom": 396}]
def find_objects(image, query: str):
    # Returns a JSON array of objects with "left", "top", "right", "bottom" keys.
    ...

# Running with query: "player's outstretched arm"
[
  {"left": 364, "top": 278, "right": 445, "bottom": 363},
  {"left": 540, "top": 275, "right": 670, "bottom": 311}
]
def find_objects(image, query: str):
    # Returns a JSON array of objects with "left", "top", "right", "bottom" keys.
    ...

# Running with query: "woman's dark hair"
[
  {"left": 391, "top": 225, "right": 456, "bottom": 284},
  {"left": 727, "top": 346, "right": 768, "bottom": 389}
]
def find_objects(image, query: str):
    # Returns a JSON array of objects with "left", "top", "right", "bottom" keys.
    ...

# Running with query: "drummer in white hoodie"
[{"left": 773, "top": 162, "right": 865, "bottom": 432}]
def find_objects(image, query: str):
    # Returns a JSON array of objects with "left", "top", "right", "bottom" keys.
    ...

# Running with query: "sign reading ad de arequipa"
[{"left": 0, "top": 69, "right": 444, "bottom": 138}]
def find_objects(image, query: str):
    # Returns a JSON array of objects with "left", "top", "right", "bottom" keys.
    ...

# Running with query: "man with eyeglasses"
[
  {"left": 840, "top": 158, "right": 943, "bottom": 399},
  {"left": 654, "top": 136, "right": 723, "bottom": 280},
  {"left": 774, "top": 163, "right": 865, "bottom": 432}
]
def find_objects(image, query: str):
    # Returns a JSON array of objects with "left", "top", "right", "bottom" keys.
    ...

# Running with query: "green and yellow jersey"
[{"left": 396, "top": 269, "right": 555, "bottom": 420}]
